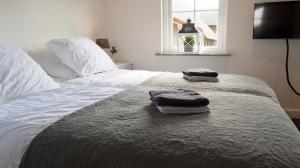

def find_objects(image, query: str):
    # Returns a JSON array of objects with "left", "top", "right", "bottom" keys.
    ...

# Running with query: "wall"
[
  {"left": 104, "top": 0, "right": 300, "bottom": 113},
  {"left": 0, "top": 0, "right": 106, "bottom": 51}
]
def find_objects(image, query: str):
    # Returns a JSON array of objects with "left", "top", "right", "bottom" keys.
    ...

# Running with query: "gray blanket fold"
[{"left": 19, "top": 73, "right": 300, "bottom": 168}]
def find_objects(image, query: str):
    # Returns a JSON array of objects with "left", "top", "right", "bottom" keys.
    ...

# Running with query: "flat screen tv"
[{"left": 253, "top": 1, "right": 300, "bottom": 39}]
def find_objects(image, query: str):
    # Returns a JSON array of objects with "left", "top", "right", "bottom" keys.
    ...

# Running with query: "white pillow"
[
  {"left": 47, "top": 37, "right": 117, "bottom": 77},
  {"left": 0, "top": 43, "right": 59, "bottom": 104},
  {"left": 30, "top": 51, "right": 78, "bottom": 80}
]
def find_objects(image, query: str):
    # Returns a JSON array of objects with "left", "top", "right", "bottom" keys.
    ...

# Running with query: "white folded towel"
[
  {"left": 155, "top": 104, "right": 210, "bottom": 114},
  {"left": 183, "top": 75, "right": 219, "bottom": 82}
]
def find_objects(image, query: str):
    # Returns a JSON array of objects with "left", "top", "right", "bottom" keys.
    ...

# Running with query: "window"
[{"left": 162, "top": 0, "right": 228, "bottom": 54}]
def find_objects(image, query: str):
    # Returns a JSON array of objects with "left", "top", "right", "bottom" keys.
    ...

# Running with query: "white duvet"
[
  {"left": 60, "top": 69, "right": 161, "bottom": 88},
  {"left": 0, "top": 70, "right": 159, "bottom": 168}
]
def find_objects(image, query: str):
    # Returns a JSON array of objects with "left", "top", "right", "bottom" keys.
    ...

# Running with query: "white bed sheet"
[
  {"left": 0, "top": 69, "right": 159, "bottom": 168},
  {"left": 59, "top": 69, "right": 161, "bottom": 89}
]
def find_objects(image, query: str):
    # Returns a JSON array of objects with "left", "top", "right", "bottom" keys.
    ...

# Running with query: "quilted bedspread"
[{"left": 20, "top": 74, "right": 300, "bottom": 168}]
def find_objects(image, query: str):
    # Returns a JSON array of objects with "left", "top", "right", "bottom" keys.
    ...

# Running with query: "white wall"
[
  {"left": 0, "top": 0, "right": 106, "bottom": 51},
  {"left": 104, "top": 0, "right": 300, "bottom": 112}
]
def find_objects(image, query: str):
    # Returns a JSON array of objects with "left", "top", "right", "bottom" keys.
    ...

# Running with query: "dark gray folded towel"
[
  {"left": 155, "top": 94, "right": 209, "bottom": 107},
  {"left": 149, "top": 89, "right": 199, "bottom": 102},
  {"left": 149, "top": 90, "right": 209, "bottom": 107},
  {"left": 183, "top": 68, "right": 218, "bottom": 77}
]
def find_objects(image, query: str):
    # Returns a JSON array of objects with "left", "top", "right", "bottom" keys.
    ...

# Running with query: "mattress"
[{"left": 0, "top": 70, "right": 298, "bottom": 168}]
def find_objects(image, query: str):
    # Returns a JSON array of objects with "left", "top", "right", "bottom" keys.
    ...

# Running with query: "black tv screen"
[{"left": 253, "top": 1, "right": 300, "bottom": 39}]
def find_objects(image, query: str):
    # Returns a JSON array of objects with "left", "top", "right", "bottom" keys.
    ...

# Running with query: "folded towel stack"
[
  {"left": 183, "top": 68, "right": 219, "bottom": 82},
  {"left": 149, "top": 89, "right": 210, "bottom": 114}
]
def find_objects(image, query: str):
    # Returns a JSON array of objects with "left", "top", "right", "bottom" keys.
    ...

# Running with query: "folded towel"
[
  {"left": 149, "top": 90, "right": 209, "bottom": 107},
  {"left": 183, "top": 75, "right": 219, "bottom": 82},
  {"left": 183, "top": 68, "right": 219, "bottom": 77},
  {"left": 155, "top": 94, "right": 209, "bottom": 107},
  {"left": 149, "top": 89, "right": 210, "bottom": 114},
  {"left": 155, "top": 104, "right": 210, "bottom": 114},
  {"left": 149, "top": 89, "right": 199, "bottom": 102}
]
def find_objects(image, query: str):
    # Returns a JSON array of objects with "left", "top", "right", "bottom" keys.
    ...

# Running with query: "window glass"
[
  {"left": 172, "top": 0, "right": 219, "bottom": 48},
  {"left": 172, "top": 0, "right": 195, "bottom": 12}
]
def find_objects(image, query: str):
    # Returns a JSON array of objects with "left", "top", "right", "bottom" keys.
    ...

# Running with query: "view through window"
[{"left": 171, "top": 0, "right": 219, "bottom": 49}]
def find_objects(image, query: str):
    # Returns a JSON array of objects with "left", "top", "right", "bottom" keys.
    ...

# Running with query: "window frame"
[{"left": 161, "top": 0, "right": 228, "bottom": 54}]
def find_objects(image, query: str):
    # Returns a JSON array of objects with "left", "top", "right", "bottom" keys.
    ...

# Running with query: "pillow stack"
[
  {"left": 47, "top": 37, "right": 117, "bottom": 77},
  {"left": 0, "top": 43, "right": 59, "bottom": 104},
  {"left": 149, "top": 89, "right": 210, "bottom": 115},
  {"left": 0, "top": 37, "right": 117, "bottom": 103}
]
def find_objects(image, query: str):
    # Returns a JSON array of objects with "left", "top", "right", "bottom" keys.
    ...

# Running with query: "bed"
[
  {"left": 1, "top": 40, "right": 300, "bottom": 168},
  {"left": 1, "top": 69, "right": 300, "bottom": 168}
]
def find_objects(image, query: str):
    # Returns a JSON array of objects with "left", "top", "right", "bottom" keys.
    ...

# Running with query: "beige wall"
[
  {"left": 104, "top": 0, "right": 300, "bottom": 113},
  {"left": 0, "top": 0, "right": 106, "bottom": 51}
]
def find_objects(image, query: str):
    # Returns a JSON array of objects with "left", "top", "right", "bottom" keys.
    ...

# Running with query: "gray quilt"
[
  {"left": 20, "top": 74, "right": 300, "bottom": 168},
  {"left": 143, "top": 73, "right": 278, "bottom": 101}
]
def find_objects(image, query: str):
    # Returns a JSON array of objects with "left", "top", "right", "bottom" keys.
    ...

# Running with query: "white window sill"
[{"left": 155, "top": 51, "right": 231, "bottom": 57}]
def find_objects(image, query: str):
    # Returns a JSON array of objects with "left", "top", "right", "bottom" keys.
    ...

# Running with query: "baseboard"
[{"left": 285, "top": 109, "right": 300, "bottom": 119}]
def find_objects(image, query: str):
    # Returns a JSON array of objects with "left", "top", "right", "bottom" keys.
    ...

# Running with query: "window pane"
[
  {"left": 195, "top": 0, "right": 219, "bottom": 47},
  {"left": 196, "top": 11, "right": 218, "bottom": 26},
  {"left": 195, "top": 10, "right": 218, "bottom": 47},
  {"left": 171, "top": 0, "right": 220, "bottom": 49},
  {"left": 195, "top": 0, "right": 219, "bottom": 10},
  {"left": 172, "top": 0, "right": 194, "bottom": 12}
]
